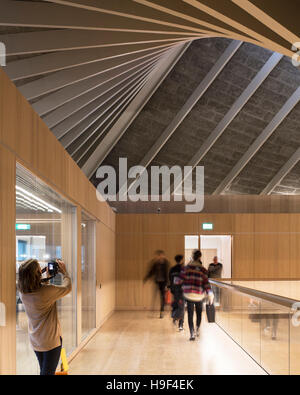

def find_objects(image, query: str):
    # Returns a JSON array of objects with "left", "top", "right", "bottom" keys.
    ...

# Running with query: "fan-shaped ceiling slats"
[
  {"left": 18, "top": 45, "right": 169, "bottom": 100},
  {"left": 53, "top": 63, "right": 156, "bottom": 140},
  {"left": 5, "top": 40, "right": 179, "bottom": 81},
  {"left": 0, "top": 0, "right": 299, "bottom": 201},
  {"left": 0, "top": 0, "right": 201, "bottom": 35},
  {"left": 43, "top": 58, "right": 158, "bottom": 129}
]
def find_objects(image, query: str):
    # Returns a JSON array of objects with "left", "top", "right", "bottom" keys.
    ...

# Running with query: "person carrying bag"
[{"left": 180, "top": 250, "right": 214, "bottom": 341}]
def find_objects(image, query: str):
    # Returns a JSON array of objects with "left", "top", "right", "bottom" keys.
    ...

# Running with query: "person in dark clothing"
[
  {"left": 180, "top": 250, "right": 214, "bottom": 341},
  {"left": 169, "top": 254, "right": 185, "bottom": 330},
  {"left": 208, "top": 257, "right": 223, "bottom": 305},
  {"left": 208, "top": 256, "right": 223, "bottom": 279},
  {"left": 144, "top": 250, "right": 170, "bottom": 318}
]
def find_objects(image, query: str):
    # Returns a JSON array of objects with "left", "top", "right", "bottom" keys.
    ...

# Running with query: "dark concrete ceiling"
[{"left": 99, "top": 37, "right": 300, "bottom": 196}]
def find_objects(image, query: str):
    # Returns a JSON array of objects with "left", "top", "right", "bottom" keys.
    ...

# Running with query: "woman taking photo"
[{"left": 18, "top": 258, "right": 72, "bottom": 375}]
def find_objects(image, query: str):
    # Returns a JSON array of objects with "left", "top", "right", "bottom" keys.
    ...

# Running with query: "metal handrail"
[{"left": 209, "top": 279, "right": 299, "bottom": 309}]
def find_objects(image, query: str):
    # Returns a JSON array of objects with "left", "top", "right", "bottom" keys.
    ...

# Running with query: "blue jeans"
[{"left": 34, "top": 339, "right": 62, "bottom": 375}]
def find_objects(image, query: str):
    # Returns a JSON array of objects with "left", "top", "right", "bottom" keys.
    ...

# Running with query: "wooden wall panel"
[
  {"left": 116, "top": 213, "right": 300, "bottom": 309},
  {"left": 289, "top": 215, "right": 300, "bottom": 278},
  {"left": 2, "top": 95, "right": 38, "bottom": 170},
  {"left": 198, "top": 214, "right": 234, "bottom": 234},
  {"left": 0, "top": 69, "right": 116, "bottom": 374},
  {"left": 117, "top": 232, "right": 144, "bottom": 309},
  {"left": 233, "top": 234, "right": 255, "bottom": 278},
  {"left": 96, "top": 222, "right": 116, "bottom": 326},
  {"left": 0, "top": 146, "right": 16, "bottom": 374},
  {"left": 0, "top": 69, "right": 114, "bottom": 229},
  {"left": 254, "top": 214, "right": 290, "bottom": 278},
  {"left": 168, "top": 214, "right": 198, "bottom": 234},
  {"left": 233, "top": 214, "right": 255, "bottom": 278}
]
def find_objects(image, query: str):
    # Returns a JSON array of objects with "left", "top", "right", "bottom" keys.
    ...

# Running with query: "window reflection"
[
  {"left": 16, "top": 163, "right": 77, "bottom": 375},
  {"left": 81, "top": 211, "right": 96, "bottom": 340}
]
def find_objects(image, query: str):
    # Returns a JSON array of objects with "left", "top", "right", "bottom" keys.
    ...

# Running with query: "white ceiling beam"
[
  {"left": 43, "top": 0, "right": 207, "bottom": 34},
  {"left": 2, "top": 29, "right": 196, "bottom": 56},
  {"left": 59, "top": 70, "right": 153, "bottom": 148},
  {"left": 43, "top": 58, "right": 157, "bottom": 129},
  {"left": 171, "top": 51, "right": 284, "bottom": 194},
  {"left": 213, "top": 86, "right": 300, "bottom": 195},
  {"left": 5, "top": 41, "right": 177, "bottom": 81},
  {"left": 75, "top": 88, "right": 145, "bottom": 166},
  {"left": 81, "top": 42, "right": 190, "bottom": 178},
  {"left": 32, "top": 51, "right": 169, "bottom": 116},
  {"left": 70, "top": 78, "right": 150, "bottom": 159},
  {"left": 19, "top": 46, "right": 169, "bottom": 100},
  {"left": 260, "top": 148, "right": 300, "bottom": 195},
  {"left": 53, "top": 65, "right": 155, "bottom": 140},
  {"left": 134, "top": 40, "right": 242, "bottom": 170},
  {"left": 0, "top": 0, "right": 200, "bottom": 35}
]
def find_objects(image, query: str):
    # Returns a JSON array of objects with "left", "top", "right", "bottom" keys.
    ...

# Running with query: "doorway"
[{"left": 184, "top": 235, "right": 232, "bottom": 278}]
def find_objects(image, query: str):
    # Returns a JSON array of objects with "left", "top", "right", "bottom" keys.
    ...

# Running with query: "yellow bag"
[{"left": 55, "top": 347, "right": 69, "bottom": 375}]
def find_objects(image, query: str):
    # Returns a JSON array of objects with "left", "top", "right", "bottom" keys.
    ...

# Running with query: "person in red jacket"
[{"left": 180, "top": 250, "right": 214, "bottom": 341}]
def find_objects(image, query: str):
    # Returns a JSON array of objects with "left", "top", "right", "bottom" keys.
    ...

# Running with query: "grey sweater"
[{"left": 20, "top": 274, "right": 72, "bottom": 352}]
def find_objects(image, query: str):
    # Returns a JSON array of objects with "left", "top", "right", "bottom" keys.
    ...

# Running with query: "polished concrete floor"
[{"left": 69, "top": 311, "right": 266, "bottom": 375}]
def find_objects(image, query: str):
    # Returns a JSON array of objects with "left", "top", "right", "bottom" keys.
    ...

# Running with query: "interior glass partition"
[
  {"left": 16, "top": 163, "right": 77, "bottom": 375},
  {"left": 81, "top": 211, "right": 96, "bottom": 340},
  {"left": 211, "top": 280, "right": 300, "bottom": 375}
]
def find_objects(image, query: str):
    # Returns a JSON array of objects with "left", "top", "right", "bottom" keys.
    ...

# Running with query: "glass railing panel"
[
  {"left": 260, "top": 300, "right": 290, "bottom": 375},
  {"left": 227, "top": 291, "right": 242, "bottom": 344},
  {"left": 214, "top": 285, "right": 229, "bottom": 332},
  {"left": 290, "top": 308, "right": 300, "bottom": 375},
  {"left": 241, "top": 294, "right": 261, "bottom": 364}
]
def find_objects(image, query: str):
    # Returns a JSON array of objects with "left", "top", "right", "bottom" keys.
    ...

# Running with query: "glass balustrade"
[{"left": 210, "top": 280, "right": 300, "bottom": 375}]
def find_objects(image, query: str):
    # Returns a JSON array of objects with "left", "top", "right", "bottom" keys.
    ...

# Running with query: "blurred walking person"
[
  {"left": 180, "top": 250, "right": 214, "bottom": 341},
  {"left": 208, "top": 256, "right": 223, "bottom": 305},
  {"left": 144, "top": 250, "right": 170, "bottom": 318},
  {"left": 169, "top": 254, "right": 185, "bottom": 330}
]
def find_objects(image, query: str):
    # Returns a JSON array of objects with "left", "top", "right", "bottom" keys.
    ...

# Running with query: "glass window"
[
  {"left": 81, "top": 211, "right": 96, "bottom": 340},
  {"left": 16, "top": 163, "right": 77, "bottom": 375}
]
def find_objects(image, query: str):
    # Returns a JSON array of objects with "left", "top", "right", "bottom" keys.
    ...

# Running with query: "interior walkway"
[{"left": 70, "top": 311, "right": 266, "bottom": 375}]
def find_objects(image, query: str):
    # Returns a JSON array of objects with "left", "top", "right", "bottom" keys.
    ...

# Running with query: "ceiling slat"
[
  {"left": 81, "top": 42, "right": 190, "bottom": 178},
  {"left": 43, "top": 59, "right": 158, "bottom": 129},
  {"left": 213, "top": 86, "right": 300, "bottom": 195},
  {"left": 52, "top": 63, "right": 156, "bottom": 140},
  {"left": 2, "top": 29, "right": 196, "bottom": 55},
  {"left": 64, "top": 74, "right": 151, "bottom": 155},
  {"left": 171, "top": 51, "right": 284, "bottom": 195},
  {"left": 260, "top": 148, "right": 300, "bottom": 195},
  {"left": 70, "top": 78, "right": 151, "bottom": 159},
  {"left": 127, "top": 39, "right": 242, "bottom": 192},
  {"left": 5, "top": 41, "right": 177, "bottom": 81},
  {"left": 43, "top": 0, "right": 208, "bottom": 34},
  {"left": 32, "top": 52, "right": 170, "bottom": 116},
  {"left": 0, "top": 0, "right": 200, "bottom": 35},
  {"left": 18, "top": 46, "right": 169, "bottom": 100}
]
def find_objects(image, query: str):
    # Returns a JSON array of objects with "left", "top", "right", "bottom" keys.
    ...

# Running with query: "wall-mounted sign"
[
  {"left": 202, "top": 223, "right": 213, "bottom": 230},
  {"left": 16, "top": 224, "right": 31, "bottom": 230}
]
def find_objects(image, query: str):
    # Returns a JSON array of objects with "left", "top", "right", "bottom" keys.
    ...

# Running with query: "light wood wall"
[
  {"left": 116, "top": 213, "right": 300, "bottom": 310},
  {"left": 0, "top": 69, "right": 116, "bottom": 374}
]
